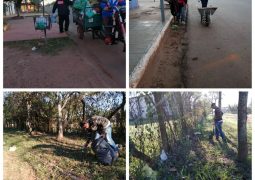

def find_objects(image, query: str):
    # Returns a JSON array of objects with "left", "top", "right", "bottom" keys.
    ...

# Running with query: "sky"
[
  {"left": 203, "top": 91, "right": 252, "bottom": 107},
  {"left": 129, "top": 91, "right": 252, "bottom": 108},
  {"left": 43, "top": 0, "right": 56, "bottom": 5}
]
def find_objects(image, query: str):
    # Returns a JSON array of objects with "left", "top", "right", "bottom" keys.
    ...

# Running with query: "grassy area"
[
  {"left": 130, "top": 114, "right": 252, "bottom": 179},
  {"left": 4, "top": 129, "right": 125, "bottom": 180},
  {"left": 4, "top": 37, "right": 74, "bottom": 55}
]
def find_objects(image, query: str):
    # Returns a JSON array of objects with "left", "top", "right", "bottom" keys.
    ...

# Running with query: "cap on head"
[{"left": 211, "top": 103, "right": 216, "bottom": 108}]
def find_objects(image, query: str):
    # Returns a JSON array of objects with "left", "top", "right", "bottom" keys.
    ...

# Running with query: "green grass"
[
  {"left": 4, "top": 37, "right": 74, "bottom": 55},
  {"left": 4, "top": 129, "right": 125, "bottom": 180},
  {"left": 129, "top": 114, "right": 252, "bottom": 179}
]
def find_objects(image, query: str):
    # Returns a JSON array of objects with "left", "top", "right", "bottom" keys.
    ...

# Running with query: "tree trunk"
[
  {"left": 153, "top": 92, "right": 170, "bottom": 153},
  {"left": 26, "top": 101, "right": 33, "bottom": 134},
  {"left": 238, "top": 92, "right": 248, "bottom": 162},
  {"left": 107, "top": 92, "right": 126, "bottom": 120},
  {"left": 81, "top": 99, "right": 85, "bottom": 121},
  {"left": 218, "top": 92, "right": 222, "bottom": 109},
  {"left": 176, "top": 92, "right": 188, "bottom": 135},
  {"left": 57, "top": 104, "right": 64, "bottom": 140}
]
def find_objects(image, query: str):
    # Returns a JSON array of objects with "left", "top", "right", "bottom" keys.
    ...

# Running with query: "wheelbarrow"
[{"left": 198, "top": 7, "right": 217, "bottom": 26}]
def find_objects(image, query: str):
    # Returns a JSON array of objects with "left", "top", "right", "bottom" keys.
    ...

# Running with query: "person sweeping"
[{"left": 211, "top": 103, "right": 227, "bottom": 142}]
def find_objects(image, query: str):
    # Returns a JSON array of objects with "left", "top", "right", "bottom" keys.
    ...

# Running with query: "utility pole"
[
  {"left": 42, "top": 0, "right": 47, "bottom": 42},
  {"left": 218, "top": 92, "right": 222, "bottom": 109},
  {"left": 160, "top": 0, "right": 165, "bottom": 22}
]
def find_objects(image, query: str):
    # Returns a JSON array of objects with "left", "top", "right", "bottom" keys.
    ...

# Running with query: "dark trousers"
[
  {"left": 59, "top": 15, "right": 69, "bottom": 32},
  {"left": 103, "top": 16, "right": 113, "bottom": 39},
  {"left": 201, "top": 0, "right": 208, "bottom": 7},
  {"left": 215, "top": 121, "right": 225, "bottom": 140}
]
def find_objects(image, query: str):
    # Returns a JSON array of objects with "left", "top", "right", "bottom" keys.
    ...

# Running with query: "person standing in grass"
[
  {"left": 81, "top": 115, "right": 119, "bottom": 155},
  {"left": 211, "top": 103, "right": 227, "bottom": 142}
]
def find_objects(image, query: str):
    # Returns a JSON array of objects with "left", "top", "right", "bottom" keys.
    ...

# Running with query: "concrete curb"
[{"left": 129, "top": 16, "right": 173, "bottom": 88}]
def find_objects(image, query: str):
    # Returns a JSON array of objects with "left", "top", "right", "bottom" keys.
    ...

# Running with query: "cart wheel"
[
  {"left": 44, "top": 29, "right": 47, "bottom": 43},
  {"left": 77, "top": 25, "right": 84, "bottom": 40},
  {"left": 92, "top": 30, "right": 95, "bottom": 39},
  {"left": 100, "top": 31, "right": 105, "bottom": 40}
]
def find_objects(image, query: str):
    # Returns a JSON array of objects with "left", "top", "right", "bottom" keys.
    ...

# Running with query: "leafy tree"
[{"left": 4, "top": 92, "right": 126, "bottom": 140}]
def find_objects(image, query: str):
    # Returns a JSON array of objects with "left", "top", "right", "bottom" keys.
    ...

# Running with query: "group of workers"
[
  {"left": 169, "top": 0, "right": 208, "bottom": 24},
  {"left": 52, "top": 0, "right": 126, "bottom": 45}
]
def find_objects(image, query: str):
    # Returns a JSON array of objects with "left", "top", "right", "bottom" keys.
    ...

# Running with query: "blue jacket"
[{"left": 100, "top": 0, "right": 118, "bottom": 17}]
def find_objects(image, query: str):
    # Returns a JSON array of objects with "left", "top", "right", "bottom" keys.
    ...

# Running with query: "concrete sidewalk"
[
  {"left": 129, "top": 0, "right": 171, "bottom": 76},
  {"left": 4, "top": 16, "right": 67, "bottom": 42}
]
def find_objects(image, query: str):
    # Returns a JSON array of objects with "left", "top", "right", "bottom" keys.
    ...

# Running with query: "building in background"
[{"left": 129, "top": 93, "right": 173, "bottom": 121}]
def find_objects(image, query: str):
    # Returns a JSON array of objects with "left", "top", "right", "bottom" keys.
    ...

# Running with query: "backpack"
[{"left": 92, "top": 137, "right": 117, "bottom": 165}]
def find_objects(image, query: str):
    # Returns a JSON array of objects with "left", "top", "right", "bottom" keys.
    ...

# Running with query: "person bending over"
[{"left": 81, "top": 115, "right": 119, "bottom": 155}]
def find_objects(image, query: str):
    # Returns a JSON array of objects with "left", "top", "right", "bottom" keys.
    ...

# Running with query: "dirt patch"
[
  {"left": 4, "top": 151, "right": 36, "bottom": 180},
  {"left": 138, "top": 24, "right": 188, "bottom": 88},
  {"left": 4, "top": 36, "right": 125, "bottom": 88}
]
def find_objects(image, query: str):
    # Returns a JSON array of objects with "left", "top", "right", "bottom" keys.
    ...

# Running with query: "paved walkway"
[
  {"left": 4, "top": 16, "right": 67, "bottom": 42},
  {"left": 129, "top": 0, "right": 171, "bottom": 75}
]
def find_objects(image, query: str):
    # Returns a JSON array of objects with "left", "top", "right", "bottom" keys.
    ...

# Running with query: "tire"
[
  {"left": 92, "top": 30, "right": 95, "bottom": 39},
  {"left": 99, "top": 31, "right": 104, "bottom": 40},
  {"left": 77, "top": 25, "right": 84, "bottom": 39},
  {"left": 205, "top": 14, "right": 210, "bottom": 27}
]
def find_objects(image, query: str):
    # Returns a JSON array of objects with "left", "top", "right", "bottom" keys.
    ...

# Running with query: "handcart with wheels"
[{"left": 76, "top": 5, "right": 103, "bottom": 40}]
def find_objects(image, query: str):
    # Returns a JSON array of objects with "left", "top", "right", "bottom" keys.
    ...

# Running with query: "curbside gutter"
[{"left": 129, "top": 16, "right": 173, "bottom": 88}]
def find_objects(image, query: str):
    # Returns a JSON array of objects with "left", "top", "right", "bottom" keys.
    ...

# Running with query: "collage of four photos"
[{"left": 2, "top": 0, "right": 252, "bottom": 179}]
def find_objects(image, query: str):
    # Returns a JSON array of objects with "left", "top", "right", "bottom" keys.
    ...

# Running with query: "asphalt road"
[{"left": 186, "top": 0, "right": 251, "bottom": 88}]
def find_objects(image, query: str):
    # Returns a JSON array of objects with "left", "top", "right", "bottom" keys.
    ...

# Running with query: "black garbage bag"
[{"left": 92, "top": 137, "right": 117, "bottom": 165}]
